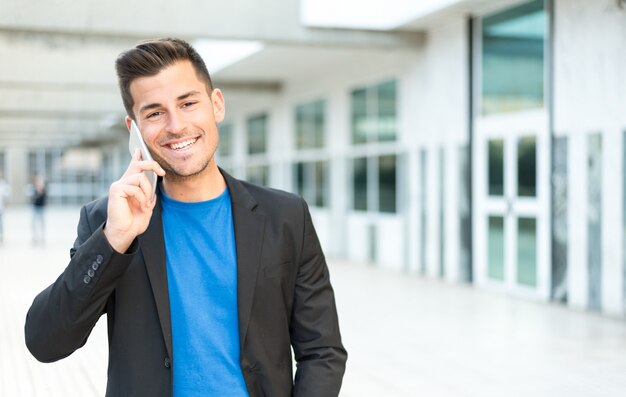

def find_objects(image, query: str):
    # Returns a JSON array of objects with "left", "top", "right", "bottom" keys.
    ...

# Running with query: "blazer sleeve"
[
  {"left": 24, "top": 204, "right": 138, "bottom": 363},
  {"left": 290, "top": 200, "right": 347, "bottom": 397}
]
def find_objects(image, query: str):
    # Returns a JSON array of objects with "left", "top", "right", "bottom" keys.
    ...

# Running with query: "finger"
[
  {"left": 135, "top": 159, "right": 166, "bottom": 176},
  {"left": 118, "top": 173, "right": 153, "bottom": 203},
  {"left": 121, "top": 150, "right": 144, "bottom": 178},
  {"left": 113, "top": 184, "right": 150, "bottom": 211}
]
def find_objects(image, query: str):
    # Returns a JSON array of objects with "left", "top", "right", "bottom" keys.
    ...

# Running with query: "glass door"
[
  {"left": 474, "top": 112, "right": 550, "bottom": 299},
  {"left": 472, "top": 0, "right": 551, "bottom": 300}
]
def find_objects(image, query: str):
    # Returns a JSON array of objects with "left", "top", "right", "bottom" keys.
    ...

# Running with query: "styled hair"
[{"left": 115, "top": 38, "right": 213, "bottom": 119}]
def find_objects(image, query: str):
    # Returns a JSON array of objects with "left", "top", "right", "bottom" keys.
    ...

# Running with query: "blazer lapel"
[
  {"left": 223, "top": 171, "right": 266, "bottom": 350},
  {"left": 139, "top": 195, "right": 173, "bottom": 361},
  {"left": 137, "top": 171, "right": 264, "bottom": 360}
]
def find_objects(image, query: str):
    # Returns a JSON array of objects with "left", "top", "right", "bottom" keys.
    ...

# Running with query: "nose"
[{"left": 166, "top": 111, "right": 187, "bottom": 135}]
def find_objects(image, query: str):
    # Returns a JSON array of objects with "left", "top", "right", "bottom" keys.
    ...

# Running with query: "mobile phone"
[{"left": 128, "top": 120, "right": 158, "bottom": 199}]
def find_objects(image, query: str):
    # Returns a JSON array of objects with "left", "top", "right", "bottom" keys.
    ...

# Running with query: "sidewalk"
[{"left": 2, "top": 206, "right": 626, "bottom": 396}]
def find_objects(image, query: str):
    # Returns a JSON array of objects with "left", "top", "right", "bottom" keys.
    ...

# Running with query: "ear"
[
  {"left": 124, "top": 116, "right": 133, "bottom": 132},
  {"left": 211, "top": 89, "right": 225, "bottom": 123}
]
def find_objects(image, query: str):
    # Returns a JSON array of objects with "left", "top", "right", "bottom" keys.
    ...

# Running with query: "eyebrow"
[{"left": 138, "top": 90, "right": 202, "bottom": 115}]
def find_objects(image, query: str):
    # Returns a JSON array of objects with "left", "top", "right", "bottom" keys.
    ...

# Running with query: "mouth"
[{"left": 166, "top": 137, "right": 198, "bottom": 151}]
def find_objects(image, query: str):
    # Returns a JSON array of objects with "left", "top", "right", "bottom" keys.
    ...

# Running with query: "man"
[{"left": 25, "top": 38, "right": 346, "bottom": 396}]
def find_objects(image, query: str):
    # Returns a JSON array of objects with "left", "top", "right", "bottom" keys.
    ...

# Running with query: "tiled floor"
[{"left": 2, "top": 206, "right": 626, "bottom": 396}]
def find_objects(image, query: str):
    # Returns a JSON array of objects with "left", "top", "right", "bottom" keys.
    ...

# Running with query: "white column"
[
  {"left": 601, "top": 126, "right": 623, "bottom": 316},
  {"left": 568, "top": 132, "right": 588, "bottom": 310}
]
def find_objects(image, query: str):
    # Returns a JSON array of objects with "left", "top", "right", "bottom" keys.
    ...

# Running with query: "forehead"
[{"left": 129, "top": 61, "right": 207, "bottom": 106}]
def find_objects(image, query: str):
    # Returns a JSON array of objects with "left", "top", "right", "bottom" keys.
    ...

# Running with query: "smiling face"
[{"left": 126, "top": 60, "right": 225, "bottom": 182}]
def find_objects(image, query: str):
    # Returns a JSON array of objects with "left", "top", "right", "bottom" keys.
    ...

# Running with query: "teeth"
[{"left": 169, "top": 138, "right": 196, "bottom": 150}]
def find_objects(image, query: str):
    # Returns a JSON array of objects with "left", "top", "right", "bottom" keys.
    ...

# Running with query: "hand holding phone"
[{"left": 128, "top": 120, "right": 158, "bottom": 199}]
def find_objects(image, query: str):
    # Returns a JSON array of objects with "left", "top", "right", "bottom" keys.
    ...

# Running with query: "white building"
[{"left": 1, "top": 0, "right": 625, "bottom": 317}]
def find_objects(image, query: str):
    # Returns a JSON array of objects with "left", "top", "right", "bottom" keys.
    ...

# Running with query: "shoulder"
[
  {"left": 241, "top": 180, "right": 303, "bottom": 206},
  {"left": 243, "top": 181, "right": 306, "bottom": 217},
  {"left": 225, "top": 174, "right": 307, "bottom": 219}
]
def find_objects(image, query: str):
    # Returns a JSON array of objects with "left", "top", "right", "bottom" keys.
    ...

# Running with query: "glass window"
[
  {"left": 0, "top": 151, "right": 6, "bottom": 177},
  {"left": 488, "top": 215, "right": 505, "bottom": 281},
  {"left": 314, "top": 160, "right": 327, "bottom": 207},
  {"left": 351, "top": 88, "right": 368, "bottom": 144},
  {"left": 517, "top": 135, "right": 536, "bottom": 197},
  {"left": 351, "top": 80, "right": 397, "bottom": 144},
  {"left": 376, "top": 81, "right": 397, "bottom": 143},
  {"left": 295, "top": 162, "right": 305, "bottom": 198},
  {"left": 218, "top": 122, "right": 233, "bottom": 157},
  {"left": 378, "top": 155, "right": 396, "bottom": 213},
  {"left": 488, "top": 139, "right": 504, "bottom": 196},
  {"left": 247, "top": 114, "right": 267, "bottom": 154},
  {"left": 517, "top": 217, "right": 537, "bottom": 286},
  {"left": 352, "top": 155, "right": 397, "bottom": 213},
  {"left": 295, "top": 100, "right": 325, "bottom": 150},
  {"left": 353, "top": 157, "right": 368, "bottom": 211},
  {"left": 294, "top": 160, "right": 328, "bottom": 208},
  {"left": 481, "top": 0, "right": 546, "bottom": 115}
]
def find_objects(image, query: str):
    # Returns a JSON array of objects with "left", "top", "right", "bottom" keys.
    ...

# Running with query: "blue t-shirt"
[{"left": 161, "top": 187, "right": 249, "bottom": 397}]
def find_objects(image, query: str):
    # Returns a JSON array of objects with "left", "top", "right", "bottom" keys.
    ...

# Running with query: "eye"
[
  {"left": 182, "top": 101, "right": 197, "bottom": 108},
  {"left": 146, "top": 111, "right": 163, "bottom": 119}
]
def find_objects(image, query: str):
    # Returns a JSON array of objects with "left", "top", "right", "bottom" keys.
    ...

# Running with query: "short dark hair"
[{"left": 115, "top": 38, "right": 213, "bottom": 119}]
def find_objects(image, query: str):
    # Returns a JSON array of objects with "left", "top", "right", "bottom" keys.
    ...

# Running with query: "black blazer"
[{"left": 25, "top": 170, "right": 347, "bottom": 396}]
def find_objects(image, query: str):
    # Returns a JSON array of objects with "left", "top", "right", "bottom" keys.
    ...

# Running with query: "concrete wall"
[{"left": 553, "top": 0, "right": 626, "bottom": 316}]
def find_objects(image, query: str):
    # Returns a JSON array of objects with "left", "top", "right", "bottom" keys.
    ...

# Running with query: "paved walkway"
[{"left": 1, "top": 206, "right": 626, "bottom": 396}]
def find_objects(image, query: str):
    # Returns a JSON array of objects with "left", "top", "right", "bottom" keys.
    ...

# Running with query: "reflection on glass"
[
  {"left": 378, "top": 155, "right": 396, "bottom": 213},
  {"left": 295, "top": 162, "right": 305, "bottom": 198},
  {"left": 351, "top": 88, "right": 368, "bottom": 144},
  {"left": 351, "top": 80, "right": 397, "bottom": 144},
  {"left": 481, "top": 0, "right": 546, "bottom": 115},
  {"left": 0, "top": 151, "right": 5, "bottom": 176},
  {"left": 518, "top": 136, "right": 536, "bottom": 197},
  {"left": 247, "top": 114, "right": 267, "bottom": 154},
  {"left": 294, "top": 160, "right": 328, "bottom": 208},
  {"left": 488, "top": 216, "right": 505, "bottom": 281},
  {"left": 488, "top": 139, "right": 504, "bottom": 196},
  {"left": 218, "top": 123, "right": 233, "bottom": 156},
  {"left": 246, "top": 165, "right": 268, "bottom": 186},
  {"left": 314, "top": 160, "right": 327, "bottom": 207},
  {"left": 517, "top": 217, "right": 537, "bottom": 286},
  {"left": 587, "top": 133, "right": 602, "bottom": 311},
  {"left": 376, "top": 80, "right": 397, "bottom": 142},
  {"left": 295, "top": 100, "right": 325, "bottom": 150},
  {"left": 353, "top": 157, "right": 367, "bottom": 210}
]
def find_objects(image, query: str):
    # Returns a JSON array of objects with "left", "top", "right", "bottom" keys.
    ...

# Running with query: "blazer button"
[
  {"left": 91, "top": 261, "right": 99, "bottom": 271},
  {"left": 164, "top": 357, "right": 171, "bottom": 369},
  {"left": 87, "top": 269, "right": 95, "bottom": 278},
  {"left": 83, "top": 275, "right": 91, "bottom": 284},
  {"left": 96, "top": 254, "right": 104, "bottom": 265}
]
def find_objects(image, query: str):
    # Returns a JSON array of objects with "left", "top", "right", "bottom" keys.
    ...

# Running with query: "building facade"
[
  {"left": 1, "top": 0, "right": 625, "bottom": 317},
  {"left": 214, "top": 0, "right": 626, "bottom": 317}
]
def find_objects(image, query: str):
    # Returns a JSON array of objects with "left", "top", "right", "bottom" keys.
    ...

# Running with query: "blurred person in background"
[
  {"left": 0, "top": 173, "right": 10, "bottom": 244},
  {"left": 25, "top": 38, "right": 346, "bottom": 397},
  {"left": 31, "top": 174, "right": 46, "bottom": 246}
]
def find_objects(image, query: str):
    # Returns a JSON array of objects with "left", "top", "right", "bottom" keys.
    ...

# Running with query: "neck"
[{"left": 161, "top": 164, "right": 226, "bottom": 202}]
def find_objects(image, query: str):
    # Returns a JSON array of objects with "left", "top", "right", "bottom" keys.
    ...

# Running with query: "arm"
[
  {"left": 24, "top": 150, "right": 165, "bottom": 362},
  {"left": 291, "top": 200, "right": 347, "bottom": 397},
  {"left": 24, "top": 207, "right": 138, "bottom": 362}
]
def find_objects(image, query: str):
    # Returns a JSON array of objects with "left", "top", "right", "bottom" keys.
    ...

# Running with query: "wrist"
[{"left": 103, "top": 225, "right": 135, "bottom": 254}]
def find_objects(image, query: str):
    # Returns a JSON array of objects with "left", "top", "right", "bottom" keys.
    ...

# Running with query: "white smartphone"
[{"left": 128, "top": 120, "right": 158, "bottom": 199}]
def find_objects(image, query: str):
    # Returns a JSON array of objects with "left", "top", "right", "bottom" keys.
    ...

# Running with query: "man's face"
[{"left": 126, "top": 60, "right": 224, "bottom": 181}]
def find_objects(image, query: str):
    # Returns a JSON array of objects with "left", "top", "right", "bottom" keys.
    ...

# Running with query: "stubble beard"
[{"left": 159, "top": 155, "right": 213, "bottom": 183}]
